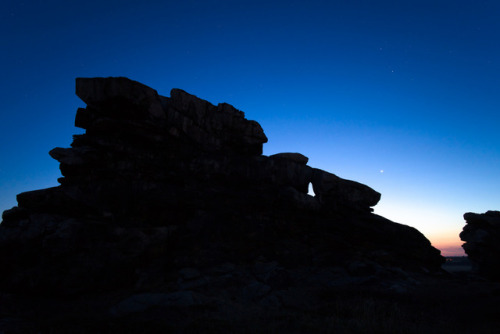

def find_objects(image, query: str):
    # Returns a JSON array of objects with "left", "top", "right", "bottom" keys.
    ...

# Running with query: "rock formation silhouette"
[
  {"left": 0, "top": 77, "right": 443, "bottom": 301},
  {"left": 460, "top": 210, "right": 500, "bottom": 280}
]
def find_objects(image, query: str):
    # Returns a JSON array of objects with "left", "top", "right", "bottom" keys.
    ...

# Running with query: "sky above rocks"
[{"left": 2, "top": 0, "right": 499, "bottom": 256}]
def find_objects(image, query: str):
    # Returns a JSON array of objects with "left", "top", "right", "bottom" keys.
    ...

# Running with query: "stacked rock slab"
[
  {"left": 0, "top": 77, "right": 443, "bottom": 296},
  {"left": 460, "top": 211, "right": 500, "bottom": 280}
]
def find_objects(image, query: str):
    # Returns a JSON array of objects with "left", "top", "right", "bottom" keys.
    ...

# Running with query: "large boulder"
[
  {"left": 167, "top": 88, "right": 268, "bottom": 155},
  {"left": 76, "top": 77, "right": 165, "bottom": 120},
  {"left": 460, "top": 210, "right": 500, "bottom": 280},
  {"left": 311, "top": 168, "right": 381, "bottom": 212}
]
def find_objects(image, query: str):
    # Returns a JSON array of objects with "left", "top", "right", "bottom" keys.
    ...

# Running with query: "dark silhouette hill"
[
  {"left": 0, "top": 77, "right": 443, "bottom": 294},
  {"left": 5, "top": 77, "right": 488, "bottom": 333}
]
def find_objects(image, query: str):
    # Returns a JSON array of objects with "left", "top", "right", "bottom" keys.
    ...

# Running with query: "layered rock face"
[
  {"left": 460, "top": 211, "right": 500, "bottom": 280},
  {"left": 0, "top": 77, "right": 443, "bottom": 298}
]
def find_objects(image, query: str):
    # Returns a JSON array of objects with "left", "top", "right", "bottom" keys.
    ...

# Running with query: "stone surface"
[
  {"left": 460, "top": 210, "right": 500, "bottom": 280},
  {"left": 311, "top": 168, "right": 381, "bottom": 212},
  {"left": 167, "top": 88, "right": 268, "bottom": 155},
  {"left": 269, "top": 152, "right": 309, "bottom": 165},
  {"left": 76, "top": 77, "right": 166, "bottom": 120},
  {"left": 110, "top": 291, "right": 200, "bottom": 316},
  {"left": 0, "top": 76, "right": 443, "bottom": 301}
]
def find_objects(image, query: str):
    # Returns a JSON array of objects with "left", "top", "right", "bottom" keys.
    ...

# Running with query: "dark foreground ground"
[{"left": 1, "top": 263, "right": 499, "bottom": 334}]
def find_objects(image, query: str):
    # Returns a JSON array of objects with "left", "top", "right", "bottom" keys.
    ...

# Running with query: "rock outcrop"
[
  {"left": 460, "top": 211, "right": 500, "bottom": 280},
  {"left": 0, "top": 77, "right": 443, "bottom": 302}
]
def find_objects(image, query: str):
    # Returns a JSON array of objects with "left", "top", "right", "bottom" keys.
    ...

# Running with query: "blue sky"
[{"left": 2, "top": 0, "right": 499, "bottom": 255}]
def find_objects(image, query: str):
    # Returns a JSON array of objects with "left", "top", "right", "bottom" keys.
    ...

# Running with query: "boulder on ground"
[{"left": 460, "top": 210, "right": 500, "bottom": 280}]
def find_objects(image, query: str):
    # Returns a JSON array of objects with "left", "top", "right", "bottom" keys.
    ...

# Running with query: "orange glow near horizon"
[
  {"left": 373, "top": 199, "right": 469, "bottom": 258},
  {"left": 428, "top": 232, "right": 465, "bottom": 257},
  {"left": 435, "top": 243, "right": 465, "bottom": 257}
]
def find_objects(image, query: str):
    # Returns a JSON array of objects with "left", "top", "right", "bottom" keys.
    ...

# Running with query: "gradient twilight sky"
[{"left": 2, "top": 0, "right": 499, "bottom": 256}]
